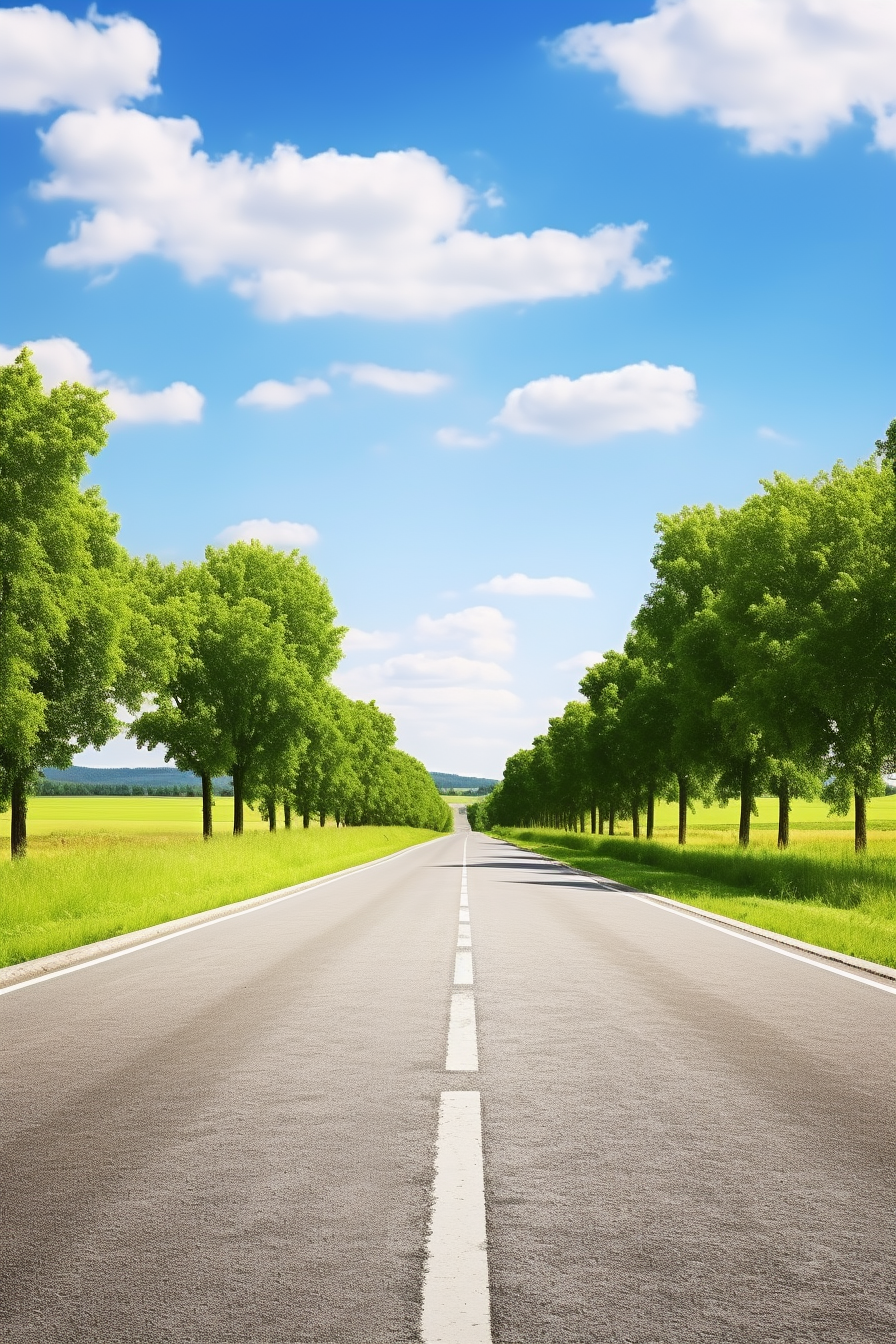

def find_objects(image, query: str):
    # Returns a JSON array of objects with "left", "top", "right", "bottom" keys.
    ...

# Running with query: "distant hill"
[
  {"left": 429, "top": 772, "right": 497, "bottom": 793},
  {"left": 41, "top": 766, "right": 231, "bottom": 789}
]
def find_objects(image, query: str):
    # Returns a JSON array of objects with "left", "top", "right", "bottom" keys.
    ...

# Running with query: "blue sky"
[{"left": 1, "top": 1, "right": 894, "bottom": 775}]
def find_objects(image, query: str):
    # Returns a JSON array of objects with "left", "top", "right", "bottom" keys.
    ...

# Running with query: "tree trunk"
[
  {"left": 608, "top": 807, "right": 615, "bottom": 836},
  {"left": 11, "top": 775, "right": 27, "bottom": 859},
  {"left": 855, "top": 791, "right": 867, "bottom": 853},
  {"left": 598, "top": 808, "right": 604, "bottom": 835},
  {"left": 777, "top": 779, "right": 790, "bottom": 849},
  {"left": 631, "top": 801, "right": 640, "bottom": 839},
  {"left": 303, "top": 809, "right": 310, "bottom": 829},
  {"left": 268, "top": 796, "right": 277, "bottom": 832},
  {"left": 201, "top": 772, "right": 213, "bottom": 840},
  {"left": 232, "top": 765, "right": 244, "bottom": 835},
  {"left": 284, "top": 801, "right": 292, "bottom": 829},
  {"left": 319, "top": 809, "right": 326, "bottom": 827},
  {"left": 590, "top": 804, "right": 596, "bottom": 834},
  {"left": 646, "top": 790, "right": 655, "bottom": 839},
  {"left": 580, "top": 813, "right": 585, "bottom": 833},
  {"left": 677, "top": 775, "right": 688, "bottom": 845},
  {"left": 738, "top": 759, "right": 752, "bottom": 847},
  {"left": 335, "top": 809, "right": 341, "bottom": 827}
]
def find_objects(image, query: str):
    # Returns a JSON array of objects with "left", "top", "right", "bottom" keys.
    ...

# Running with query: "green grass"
[
  {"left": 492, "top": 828, "right": 896, "bottom": 970},
  {"left": 0, "top": 826, "right": 444, "bottom": 968}
]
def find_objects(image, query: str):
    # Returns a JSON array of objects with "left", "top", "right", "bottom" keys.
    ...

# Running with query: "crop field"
[
  {"left": 598, "top": 793, "right": 896, "bottom": 845},
  {"left": 493, "top": 817, "right": 896, "bottom": 969},
  {"left": 0, "top": 807, "right": 446, "bottom": 968},
  {"left": 0, "top": 795, "right": 272, "bottom": 845}
]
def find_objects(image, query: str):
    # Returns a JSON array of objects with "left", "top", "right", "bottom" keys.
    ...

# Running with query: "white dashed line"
[
  {"left": 453, "top": 949, "right": 474, "bottom": 985},
  {"left": 420, "top": 1091, "right": 492, "bottom": 1344},
  {"left": 445, "top": 990, "right": 479, "bottom": 1071}
]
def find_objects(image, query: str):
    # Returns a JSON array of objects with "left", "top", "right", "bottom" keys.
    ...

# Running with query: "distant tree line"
[
  {"left": 0, "top": 349, "right": 451, "bottom": 856},
  {"left": 33, "top": 781, "right": 222, "bottom": 797},
  {"left": 471, "top": 425, "right": 896, "bottom": 854}
]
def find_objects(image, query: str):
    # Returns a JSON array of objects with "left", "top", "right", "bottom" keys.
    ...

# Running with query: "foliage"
[{"left": 484, "top": 424, "right": 896, "bottom": 856}]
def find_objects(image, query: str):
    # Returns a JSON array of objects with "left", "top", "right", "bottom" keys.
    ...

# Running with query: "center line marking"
[
  {"left": 445, "top": 990, "right": 479, "bottom": 1071},
  {"left": 421, "top": 1091, "right": 491, "bottom": 1343},
  {"left": 453, "top": 949, "right": 473, "bottom": 985}
]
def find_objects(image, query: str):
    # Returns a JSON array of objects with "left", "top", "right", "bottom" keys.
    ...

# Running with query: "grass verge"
[
  {"left": 0, "top": 827, "right": 443, "bottom": 968},
  {"left": 491, "top": 828, "right": 896, "bottom": 970}
]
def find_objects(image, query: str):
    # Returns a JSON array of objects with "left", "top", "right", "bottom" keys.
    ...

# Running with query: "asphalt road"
[{"left": 2, "top": 816, "right": 894, "bottom": 1343}]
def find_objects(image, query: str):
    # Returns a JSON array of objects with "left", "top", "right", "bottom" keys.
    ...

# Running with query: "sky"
[{"left": 1, "top": 0, "right": 894, "bottom": 777}]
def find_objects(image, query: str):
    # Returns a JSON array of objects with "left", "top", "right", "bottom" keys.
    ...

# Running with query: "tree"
[{"left": 0, "top": 349, "right": 131, "bottom": 857}]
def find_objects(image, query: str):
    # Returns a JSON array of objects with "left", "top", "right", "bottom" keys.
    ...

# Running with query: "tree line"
[
  {"left": 0, "top": 349, "right": 451, "bottom": 856},
  {"left": 472, "top": 425, "right": 896, "bottom": 853}
]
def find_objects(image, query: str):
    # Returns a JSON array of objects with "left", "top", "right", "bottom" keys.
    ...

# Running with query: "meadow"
[
  {"left": 0, "top": 798, "right": 445, "bottom": 968},
  {"left": 490, "top": 794, "right": 896, "bottom": 969}
]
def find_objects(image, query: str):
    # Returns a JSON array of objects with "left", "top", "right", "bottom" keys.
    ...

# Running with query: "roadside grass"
[
  {"left": 491, "top": 827, "right": 896, "bottom": 970},
  {"left": 0, "top": 826, "right": 445, "bottom": 968}
]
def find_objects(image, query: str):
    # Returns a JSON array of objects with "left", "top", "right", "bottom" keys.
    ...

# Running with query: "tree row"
[
  {"left": 0, "top": 349, "right": 451, "bottom": 856},
  {"left": 473, "top": 426, "right": 896, "bottom": 853}
]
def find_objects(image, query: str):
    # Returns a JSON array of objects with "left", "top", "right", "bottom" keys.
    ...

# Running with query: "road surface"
[{"left": 2, "top": 815, "right": 894, "bottom": 1342}]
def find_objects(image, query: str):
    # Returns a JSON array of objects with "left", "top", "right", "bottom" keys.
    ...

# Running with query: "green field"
[
  {"left": 0, "top": 794, "right": 272, "bottom": 845},
  {"left": 492, "top": 824, "right": 896, "bottom": 969},
  {"left": 593, "top": 793, "right": 896, "bottom": 843},
  {"left": 0, "top": 799, "right": 446, "bottom": 968}
]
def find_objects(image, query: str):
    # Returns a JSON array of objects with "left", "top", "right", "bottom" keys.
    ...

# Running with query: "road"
[{"left": 2, "top": 814, "right": 894, "bottom": 1342}]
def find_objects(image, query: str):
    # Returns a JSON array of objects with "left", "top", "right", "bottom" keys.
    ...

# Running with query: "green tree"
[{"left": 0, "top": 349, "right": 131, "bottom": 857}]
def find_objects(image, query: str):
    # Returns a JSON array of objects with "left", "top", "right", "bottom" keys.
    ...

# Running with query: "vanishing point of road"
[{"left": 2, "top": 809, "right": 894, "bottom": 1343}]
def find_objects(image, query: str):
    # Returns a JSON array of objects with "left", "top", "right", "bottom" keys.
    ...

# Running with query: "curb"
[
  {"left": 493, "top": 836, "right": 896, "bottom": 986},
  {"left": 0, "top": 833, "right": 452, "bottom": 993}
]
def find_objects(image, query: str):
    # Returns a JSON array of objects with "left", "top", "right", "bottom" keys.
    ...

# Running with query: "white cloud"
[
  {"left": 0, "top": 336, "right": 203, "bottom": 424},
  {"left": 416, "top": 606, "right": 515, "bottom": 659},
  {"left": 359, "top": 653, "right": 512, "bottom": 686},
  {"left": 758, "top": 424, "right": 797, "bottom": 444},
  {"left": 555, "top": 0, "right": 896, "bottom": 156},
  {"left": 494, "top": 362, "right": 701, "bottom": 443},
  {"left": 0, "top": 5, "right": 160, "bottom": 113},
  {"left": 477, "top": 573, "right": 594, "bottom": 598},
  {"left": 556, "top": 650, "right": 604, "bottom": 672},
  {"left": 332, "top": 363, "right": 451, "bottom": 395},
  {"left": 236, "top": 376, "right": 330, "bottom": 410},
  {"left": 216, "top": 518, "right": 319, "bottom": 549},
  {"left": 435, "top": 426, "right": 498, "bottom": 449},
  {"left": 35, "top": 106, "right": 670, "bottom": 319},
  {"left": 342, "top": 628, "right": 399, "bottom": 651}
]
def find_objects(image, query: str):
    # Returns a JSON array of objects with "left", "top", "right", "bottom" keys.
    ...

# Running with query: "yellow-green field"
[
  {"left": 601, "top": 794, "right": 896, "bottom": 846},
  {"left": 0, "top": 795, "right": 274, "bottom": 848},
  {"left": 0, "top": 799, "right": 447, "bottom": 968}
]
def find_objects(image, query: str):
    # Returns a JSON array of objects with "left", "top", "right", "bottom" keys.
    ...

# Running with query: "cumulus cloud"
[
  {"left": 435, "top": 426, "right": 498, "bottom": 449},
  {"left": 359, "top": 653, "right": 512, "bottom": 686},
  {"left": 35, "top": 106, "right": 670, "bottom": 319},
  {"left": 555, "top": 0, "right": 896, "bottom": 156},
  {"left": 332, "top": 363, "right": 451, "bottom": 394},
  {"left": 236, "top": 376, "right": 330, "bottom": 410},
  {"left": 495, "top": 362, "right": 701, "bottom": 443},
  {"left": 216, "top": 518, "right": 319, "bottom": 549},
  {"left": 416, "top": 606, "right": 515, "bottom": 660},
  {"left": 0, "top": 5, "right": 160, "bottom": 113},
  {"left": 342, "top": 628, "right": 399, "bottom": 651},
  {"left": 477, "top": 573, "right": 594, "bottom": 598},
  {"left": 0, "top": 336, "right": 203, "bottom": 424},
  {"left": 556, "top": 650, "right": 604, "bottom": 672}
]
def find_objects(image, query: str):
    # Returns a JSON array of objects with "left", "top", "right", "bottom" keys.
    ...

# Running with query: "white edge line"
[
  {"left": 1, "top": 833, "right": 453, "bottom": 997},
  {"left": 617, "top": 888, "right": 896, "bottom": 995},
  {"left": 492, "top": 837, "right": 896, "bottom": 998}
]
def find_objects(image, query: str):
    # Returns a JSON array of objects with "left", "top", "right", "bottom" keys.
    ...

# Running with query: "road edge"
[
  {"left": 491, "top": 835, "right": 896, "bottom": 985},
  {"left": 0, "top": 832, "right": 452, "bottom": 993}
]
